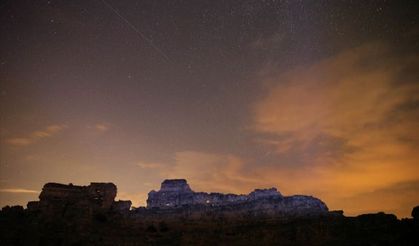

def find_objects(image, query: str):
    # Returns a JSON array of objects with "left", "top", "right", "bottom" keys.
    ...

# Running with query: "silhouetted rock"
[
  {"left": 356, "top": 212, "right": 398, "bottom": 224},
  {"left": 330, "top": 210, "right": 344, "bottom": 216},
  {"left": 1, "top": 205, "right": 23, "bottom": 214},
  {"left": 112, "top": 200, "right": 132, "bottom": 212},
  {"left": 26, "top": 201, "right": 39, "bottom": 211},
  {"left": 40, "top": 182, "right": 116, "bottom": 208},
  {"left": 412, "top": 205, "right": 419, "bottom": 220},
  {"left": 25, "top": 182, "right": 118, "bottom": 219}
]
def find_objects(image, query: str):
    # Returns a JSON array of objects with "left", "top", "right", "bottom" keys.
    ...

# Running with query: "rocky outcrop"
[
  {"left": 145, "top": 179, "right": 328, "bottom": 217},
  {"left": 147, "top": 179, "right": 252, "bottom": 208},
  {"left": 112, "top": 200, "right": 132, "bottom": 212},
  {"left": 26, "top": 182, "right": 131, "bottom": 216},
  {"left": 20, "top": 179, "right": 328, "bottom": 219},
  {"left": 412, "top": 205, "right": 419, "bottom": 221},
  {"left": 147, "top": 179, "right": 194, "bottom": 208},
  {"left": 249, "top": 188, "right": 281, "bottom": 200}
]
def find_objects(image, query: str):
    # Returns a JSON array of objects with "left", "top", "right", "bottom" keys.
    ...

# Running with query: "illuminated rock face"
[
  {"left": 146, "top": 179, "right": 327, "bottom": 216},
  {"left": 160, "top": 179, "right": 192, "bottom": 192},
  {"left": 249, "top": 188, "right": 282, "bottom": 200},
  {"left": 147, "top": 179, "right": 194, "bottom": 208},
  {"left": 146, "top": 180, "right": 286, "bottom": 209},
  {"left": 147, "top": 179, "right": 256, "bottom": 208}
]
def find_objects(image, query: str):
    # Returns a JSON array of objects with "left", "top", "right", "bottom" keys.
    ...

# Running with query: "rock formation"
[
  {"left": 146, "top": 179, "right": 328, "bottom": 217},
  {"left": 26, "top": 182, "right": 131, "bottom": 215},
  {"left": 21, "top": 179, "right": 328, "bottom": 219},
  {"left": 147, "top": 179, "right": 250, "bottom": 208},
  {"left": 412, "top": 205, "right": 419, "bottom": 221},
  {"left": 147, "top": 179, "right": 284, "bottom": 209}
]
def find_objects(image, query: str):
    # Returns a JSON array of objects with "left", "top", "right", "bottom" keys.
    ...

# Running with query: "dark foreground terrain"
[
  {"left": 1, "top": 207, "right": 419, "bottom": 246},
  {"left": 1, "top": 180, "right": 418, "bottom": 245}
]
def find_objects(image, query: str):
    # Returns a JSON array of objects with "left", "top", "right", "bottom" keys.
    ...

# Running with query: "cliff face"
[
  {"left": 145, "top": 179, "right": 328, "bottom": 217},
  {"left": 147, "top": 179, "right": 195, "bottom": 208},
  {"left": 147, "top": 179, "right": 283, "bottom": 209}
]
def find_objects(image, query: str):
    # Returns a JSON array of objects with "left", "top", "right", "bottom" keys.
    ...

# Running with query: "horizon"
[{"left": 1, "top": 0, "right": 418, "bottom": 218}]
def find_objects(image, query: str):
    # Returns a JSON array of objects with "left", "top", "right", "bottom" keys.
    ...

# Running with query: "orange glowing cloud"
[
  {"left": 140, "top": 43, "right": 418, "bottom": 217},
  {"left": 250, "top": 42, "right": 419, "bottom": 217},
  {"left": 5, "top": 124, "right": 68, "bottom": 147},
  {"left": 163, "top": 151, "right": 263, "bottom": 194},
  {"left": 0, "top": 188, "right": 39, "bottom": 194},
  {"left": 94, "top": 123, "right": 111, "bottom": 132}
]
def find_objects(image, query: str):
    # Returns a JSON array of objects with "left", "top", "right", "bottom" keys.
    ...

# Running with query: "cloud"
[
  {"left": 131, "top": 152, "right": 273, "bottom": 199},
  {"left": 250, "top": 42, "right": 419, "bottom": 217},
  {"left": 164, "top": 151, "right": 265, "bottom": 194},
  {"left": 0, "top": 188, "right": 38, "bottom": 194},
  {"left": 136, "top": 161, "right": 164, "bottom": 169},
  {"left": 5, "top": 138, "right": 32, "bottom": 146},
  {"left": 95, "top": 123, "right": 111, "bottom": 132},
  {"left": 31, "top": 125, "right": 67, "bottom": 138},
  {"left": 5, "top": 124, "right": 68, "bottom": 147}
]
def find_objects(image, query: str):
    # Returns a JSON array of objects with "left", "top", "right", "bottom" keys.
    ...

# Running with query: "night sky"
[{"left": 1, "top": 0, "right": 418, "bottom": 217}]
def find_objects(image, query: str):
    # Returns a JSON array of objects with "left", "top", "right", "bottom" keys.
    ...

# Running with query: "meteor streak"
[{"left": 101, "top": 0, "right": 171, "bottom": 62}]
